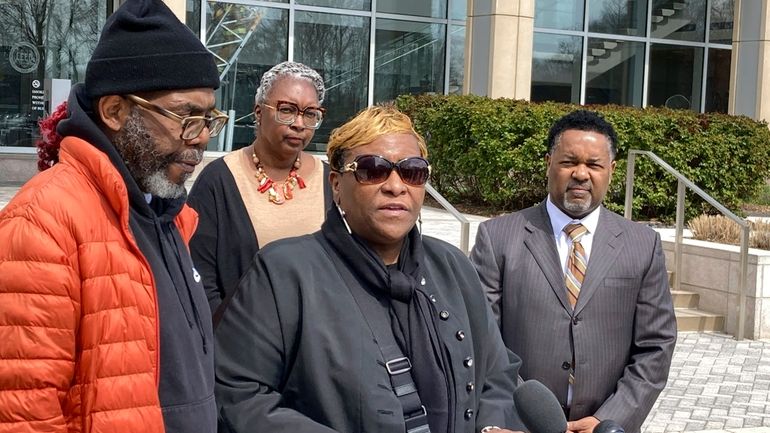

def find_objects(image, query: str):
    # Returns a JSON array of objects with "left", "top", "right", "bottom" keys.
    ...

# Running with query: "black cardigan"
[{"left": 187, "top": 157, "right": 333, "bottom": 316}]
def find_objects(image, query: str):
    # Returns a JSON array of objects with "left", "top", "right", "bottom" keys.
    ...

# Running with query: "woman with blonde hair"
[{"left": 214, "top": 105, "right": 525, "bottom": 433}]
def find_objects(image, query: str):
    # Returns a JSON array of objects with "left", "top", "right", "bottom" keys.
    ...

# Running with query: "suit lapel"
[
  {"left": 523, "top": 203, "right": 572, "bottom": 312},
  {"left": 574, "top": 207, "right": 623, "bottom": 315}
]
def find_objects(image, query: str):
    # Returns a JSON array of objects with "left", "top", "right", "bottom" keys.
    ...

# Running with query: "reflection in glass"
[
  {"left": 588, "top": 0, "right": 646, "bottom": 36},
  {"left": 0, "top": 0, "right": 111, "bottom": 147},
  {"left": 535, "top": 0, "right": 584, "bottom": 31},
  {"left": 206, "top": 3, "right": 288, "bottom": 151},
  {"left": 297, "top": 0, "right": 370, "bottom": 11},
  {"left": 450, "top": 0, "right": 466, "bottom": 20},
  {"left": 295, "top": 12, "right": 369, "bottom": 151},
  {"left": 585, "top": 38, "right": 644, "bottom": 106},
  {"left": 531, "top": 33, "right": 582, "bottom": 104},
  {"left": 375, "top": 20, "right": 446, "bottom": 102},
  {"left": 448, "top": 25, "right": 465, "bottom": 95},
  {"left": 705, "top": 48, "right": 730, "bottom": 113},
  {"left": 650, "top": 0, "right": 705, "bottom": 42},
  {"left": 378, "top": 0, "right": 446, "bottom": 19},
  {"left": 710, "top": 0, "right": 734, "bottom": 45},
  {"left": 647, "top": 43, "right": 703, "bottom": 110},
  {"left": 187, "top": 0, "right": 201, "bottom": 37}
]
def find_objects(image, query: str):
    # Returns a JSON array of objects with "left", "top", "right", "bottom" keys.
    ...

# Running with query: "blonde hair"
[{"left": 327, "top": 105, "right": 427, "bottom": 170}]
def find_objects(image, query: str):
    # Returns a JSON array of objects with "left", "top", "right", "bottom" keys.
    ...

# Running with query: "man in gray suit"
[{"left": 470, "top": 110, "right": 676, "bottom": 433}]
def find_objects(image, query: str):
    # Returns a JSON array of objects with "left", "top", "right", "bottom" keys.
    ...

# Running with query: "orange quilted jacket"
[{"left": 0, "top": 136, "right": 198, "bottom": 433}]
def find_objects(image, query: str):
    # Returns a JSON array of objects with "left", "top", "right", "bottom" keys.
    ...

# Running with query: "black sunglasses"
[{"left": 338, "top": 154, "right": 431, "bottom": 186}]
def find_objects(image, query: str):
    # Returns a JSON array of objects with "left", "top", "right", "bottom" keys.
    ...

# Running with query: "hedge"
[{"left": 396, "top": 94, "right": 770, "bottom": 222}]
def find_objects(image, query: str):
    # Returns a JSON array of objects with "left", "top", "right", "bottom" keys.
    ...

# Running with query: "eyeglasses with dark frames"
[
  {"left": 263, "top": 100, "right": 325, "bottom": 129},
  {"left": 336, "top": 154, "right": 431, "bottom": 186},
  {"left": 125, "top": 94, "right": 229, "bottom": 140}
]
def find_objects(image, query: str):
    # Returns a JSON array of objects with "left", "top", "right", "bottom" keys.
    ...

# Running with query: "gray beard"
[
  {"left": 562, "top": 197, "right": 591, "bottom": 215},
  {"left": 112, "top": 110, "right": 201, "bottom": 199}
]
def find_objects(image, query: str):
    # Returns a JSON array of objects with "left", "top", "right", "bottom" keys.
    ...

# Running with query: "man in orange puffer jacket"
[{"left": 0, "top": 1, "right": 225, "bottom": 432}]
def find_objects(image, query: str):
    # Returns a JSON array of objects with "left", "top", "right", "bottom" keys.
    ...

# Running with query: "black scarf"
[{"left": 321, "top": 206, "right": 453, "bottom": 433}]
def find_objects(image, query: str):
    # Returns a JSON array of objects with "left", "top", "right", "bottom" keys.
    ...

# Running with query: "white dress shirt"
[
  {"left": 546, "top": 196, "right": 601, "bottom": 274},
  {"left": 545, "top": 196, "right": 602, "bottom": 408}
]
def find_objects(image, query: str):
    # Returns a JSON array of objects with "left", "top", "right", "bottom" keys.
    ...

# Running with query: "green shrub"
[{"left": 396, "top": 94, "right": 770, "bottom": 222}]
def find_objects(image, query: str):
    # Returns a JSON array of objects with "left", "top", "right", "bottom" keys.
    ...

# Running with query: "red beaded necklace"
[{"left": 252, "top": 152, "right": 306, "bottom": 205}]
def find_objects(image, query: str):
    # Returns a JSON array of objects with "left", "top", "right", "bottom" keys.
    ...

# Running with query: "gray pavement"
[
  {"left": 1, "top": 183, "right": 770, "bottom": 432},
  {"left": 0, "top": 185, "right": 16, "bottom": 210}
]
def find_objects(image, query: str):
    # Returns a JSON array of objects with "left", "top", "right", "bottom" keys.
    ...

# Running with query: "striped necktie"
[{"left": 564, "top": 223, "right": 588, "bottom": 309}]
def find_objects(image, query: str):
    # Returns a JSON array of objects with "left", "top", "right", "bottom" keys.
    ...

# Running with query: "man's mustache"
[{"left": 567, "top": 181, "right": 592, "bottom": 190}]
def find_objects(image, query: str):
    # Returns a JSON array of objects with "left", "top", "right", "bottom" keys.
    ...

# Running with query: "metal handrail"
[
  {"left": 425, "top": 183, "right": 470, "bottom": 254},
  {"left": 624, "top": 150, "right": 750, "bottom": 340}
]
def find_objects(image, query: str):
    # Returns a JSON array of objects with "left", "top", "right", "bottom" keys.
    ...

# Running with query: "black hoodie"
[{"left": 57, "top": 84, "right": 216, "bottom": 433}]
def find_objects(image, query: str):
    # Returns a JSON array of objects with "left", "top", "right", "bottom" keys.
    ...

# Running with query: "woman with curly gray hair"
[{"left": 188, "top": 61, "right": 333, "bottom": 315}]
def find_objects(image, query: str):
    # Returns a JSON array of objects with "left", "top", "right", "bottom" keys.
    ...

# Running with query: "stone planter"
[{"left": 660, "top": 233, "right": 770, "bottom": 339}]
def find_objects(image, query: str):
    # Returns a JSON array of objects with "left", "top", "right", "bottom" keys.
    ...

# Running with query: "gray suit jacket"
[{"left": 470, "top": 203, "right": 676, "bottom": 433}]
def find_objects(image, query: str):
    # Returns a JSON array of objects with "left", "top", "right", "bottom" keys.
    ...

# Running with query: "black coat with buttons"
[{"left": 214, "top": 233, "right": 525, "bottom": 433}]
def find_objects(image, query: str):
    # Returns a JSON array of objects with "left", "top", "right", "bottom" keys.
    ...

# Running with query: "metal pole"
[
  {"left": 737, "top": 226, "right": 749, "bottom": 340},
  {"left": 224, "top": 109, "right": 236, "bottom": 152},
  {"left": 674, "top": 180, "right": 685, "bottom": 291},
  {"left": 425, "top": 183, "right": 470, "bottom": 255},
  {"left": 624, "top": 152, "right": 636, "bottom": 219},
  {"left": 460, "top": 221, "right": 470, "bottom": 255}
]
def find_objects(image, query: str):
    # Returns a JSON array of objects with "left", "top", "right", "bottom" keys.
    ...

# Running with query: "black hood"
[{"left": 57, "top": 84, "right": 185, "bottom": 221}]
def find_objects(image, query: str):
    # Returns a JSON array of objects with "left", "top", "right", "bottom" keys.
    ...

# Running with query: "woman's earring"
[
  {"left": 336, "top": 203, "right": 352, "bottom": 234},
  {"left": 418, "top": 212, "right": 423, "bottom": 235}
]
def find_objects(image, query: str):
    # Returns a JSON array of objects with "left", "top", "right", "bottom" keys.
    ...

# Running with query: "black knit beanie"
[{"left": 85, "top": 0, "right": 220, "bottom": 99}]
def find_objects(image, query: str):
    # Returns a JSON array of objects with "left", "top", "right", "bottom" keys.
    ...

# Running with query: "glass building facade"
[
  {"left": 531, "top": 0, "right": 734, "bottom": 113},
  {"left": 0, "top": 0, "right": 115, "bottom": 148},
  {"left": 0, "top": 0, "right": 466, "bottom": 151},
  {"left": 183, "top": 0, "right": 467, "bottom": 151},
  {"left": 0, "top": 0, "right": 737, "bottom": 152}
]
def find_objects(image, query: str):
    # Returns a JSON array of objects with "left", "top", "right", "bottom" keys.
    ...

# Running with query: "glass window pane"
[
  {"left": 206, "top": 3, "right": 288, "bottom": 151},
  {"left": 535, "top": 0, "right": 584, "bottom": 31},
  {"left": 448, "top": 25, "right": 465, "bottom": 94},
  {"left": 187, "top": 0, "right": 201, "bottom": 37},
  {"left": 295, "top": 12, "right": 370, "bottom": 151},
  {"left": 647, "top": 44, "right": 703, "bottom": 111},
  {"left": 450, "top": 0, "right": 466, "bottom": 20},
  {"left": 375, "top": 20, "right": 446, "bottom": 102},
  {"left": 651, "top": 0, "right": 705, "bottom": 42},
  {"left": 378, "top": 0, "right": 447, "bottom": 19},
  {"left": 0, "top": 0, "right": 111, "bottom": 147},
  {"left": 710, "top": 0, "right": 734, "bottom": 44},
  {"left": 705, "top": 48, "right": 730, "bottom": 113},
  {"left": 531, "top": 33, "right": 583, "bottom": 104},
  {"left": 585, "top": 38, "right": 644, "bottom": 106},
  {"left": 297, "top": 0, "right": 370, "bottom": 11},
  {"left": 588, "top": 0, "right": 646, "bottom": 37}
]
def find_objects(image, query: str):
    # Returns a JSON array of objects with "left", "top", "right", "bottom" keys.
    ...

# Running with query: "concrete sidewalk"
[{"left": 2, "top": 184, "right": 770, "bottom": 432}]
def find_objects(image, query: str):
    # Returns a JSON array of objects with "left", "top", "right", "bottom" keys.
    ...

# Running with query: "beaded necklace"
[{"left": 252, "top": 152, "right": 306, "bottom": 205}]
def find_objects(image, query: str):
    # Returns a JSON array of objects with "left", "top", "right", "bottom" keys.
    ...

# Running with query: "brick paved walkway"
[{"left": 643, "top": 332, "right": 770, "bottom": 432}]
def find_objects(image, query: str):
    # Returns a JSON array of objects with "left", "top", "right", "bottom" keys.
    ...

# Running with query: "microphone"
[
  {"left": 512, "top": 380, "right": 567, "bottom": 433},
  {"left": 594, "top": 420, "right": 625, "bottom": 433}
]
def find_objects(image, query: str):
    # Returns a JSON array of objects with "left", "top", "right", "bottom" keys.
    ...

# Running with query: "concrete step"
[
  {"left": 675, "top": 308, "right": 725, "bottom": 332},
  {"left": 671, "top": 290, "right": 699, "bottom": 308}
]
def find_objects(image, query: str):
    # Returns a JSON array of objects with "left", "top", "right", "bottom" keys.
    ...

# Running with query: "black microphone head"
[
  {"left": 513, "top": 380, "right": 567, "bottom": 433},
  {"left": 595, "top": 420, "right": 625, "bottom": 433}
]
